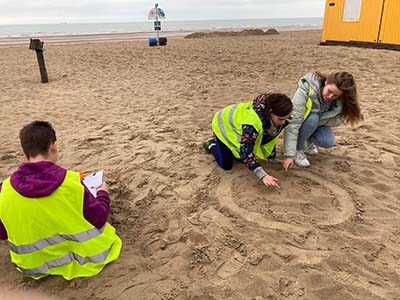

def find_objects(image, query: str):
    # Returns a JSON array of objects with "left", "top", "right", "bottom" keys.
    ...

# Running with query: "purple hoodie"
[{"left": 0, "top": 161, "right": 110, "bottom": 240}]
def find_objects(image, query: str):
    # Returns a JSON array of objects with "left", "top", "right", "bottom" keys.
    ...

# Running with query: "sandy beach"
[
  {"left": 0, "top": 29, "right": 400, "bottom": 299},
  {"left": 0, "top": 31, "right": 189, "bottom": 47},
  {"left": 0, "top": 25, "right": 321, "bottom": 47}
]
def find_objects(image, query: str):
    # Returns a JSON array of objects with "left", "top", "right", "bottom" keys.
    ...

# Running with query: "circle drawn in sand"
[{"left": 216, "top": 169, "right": 354, "bottom": 232}]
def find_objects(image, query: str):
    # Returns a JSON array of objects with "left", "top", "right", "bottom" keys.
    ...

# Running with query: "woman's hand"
[
  {"left": 282, "top": 158, "right": 294, "bottom": 171},
  {"left": 262, "top": 175, "right": 280, "bottom": 188}
]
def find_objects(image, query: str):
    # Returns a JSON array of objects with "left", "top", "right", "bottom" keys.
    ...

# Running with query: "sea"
[{"left": 0, "top": 18, "right": 323, "bottom": 38}]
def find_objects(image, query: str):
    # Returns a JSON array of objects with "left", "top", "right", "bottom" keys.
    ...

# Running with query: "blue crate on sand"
[{"left": 149, "top": 37, "right": 157, "bottom": 47}]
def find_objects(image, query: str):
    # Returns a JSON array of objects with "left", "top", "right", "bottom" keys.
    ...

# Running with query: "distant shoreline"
[{"left": 0, "top": 25, "right": 322, "bottom": 47}]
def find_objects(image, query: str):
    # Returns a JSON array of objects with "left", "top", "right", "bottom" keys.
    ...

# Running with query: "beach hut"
[{"left": 321, "top": 0, "right": 400, "bottom": 50}]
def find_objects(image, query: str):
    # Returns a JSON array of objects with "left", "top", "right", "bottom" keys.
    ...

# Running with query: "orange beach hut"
[{"left": 321, "top": 0, "right": 400, "bottom": 50}]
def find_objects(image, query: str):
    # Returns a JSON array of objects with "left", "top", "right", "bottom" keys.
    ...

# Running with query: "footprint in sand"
[{"left": 216, "top": 251, "right": 246, "bottom": 279}]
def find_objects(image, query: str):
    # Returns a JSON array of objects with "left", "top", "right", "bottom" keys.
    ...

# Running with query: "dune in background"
[
  {"left": 0, "top": 29, "right": 399, "bottom": 299},
  {"left": 184, "top": 28, "right": 280, "bottom": 38}
]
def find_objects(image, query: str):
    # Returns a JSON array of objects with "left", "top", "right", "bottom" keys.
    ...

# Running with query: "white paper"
[{"left": 82, "top": 170, "right": 104, "bottom": 197}]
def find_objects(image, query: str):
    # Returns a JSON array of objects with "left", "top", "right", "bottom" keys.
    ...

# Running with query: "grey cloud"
[{"left": 0, "top": 0, "right": 324, "bottom": 24}]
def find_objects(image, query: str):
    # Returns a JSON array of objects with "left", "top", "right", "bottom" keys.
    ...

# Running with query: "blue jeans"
[
  {"left": 296, "top": 113, "right": 336, "bottom": 151},
  {"left": 210, "top": 134, "right": 236, "bottom": 170}
]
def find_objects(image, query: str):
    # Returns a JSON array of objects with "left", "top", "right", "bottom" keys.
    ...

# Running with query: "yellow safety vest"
[
  {"left": 212, "top": 101, "right": 280, "bottom": 160},
  {"left": 304, "top": 83, "right": 314, "bottom": 120},
  {"left": 0, "top": 170, "right": 122, "bottom": 280}
]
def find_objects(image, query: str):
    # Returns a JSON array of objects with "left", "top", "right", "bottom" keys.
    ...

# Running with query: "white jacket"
[{"left": 283, "top": 73, "right": 343, "bottom": 158}]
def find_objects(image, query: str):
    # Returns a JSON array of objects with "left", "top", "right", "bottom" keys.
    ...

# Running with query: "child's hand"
[
  {"left": 262, "top": 175, "right": 280, "bottom": 188},
  {"left": 96, "top": 182, "right": 108, "bottom": 193}
]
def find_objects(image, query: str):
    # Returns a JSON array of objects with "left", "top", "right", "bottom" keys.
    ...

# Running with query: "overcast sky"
[{"left": 0, "top": 0, "right": 325, "bottom": 25}]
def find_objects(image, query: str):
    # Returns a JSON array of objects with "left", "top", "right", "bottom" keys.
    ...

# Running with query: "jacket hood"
[
  {"left": 304, "top": 72, "right": 322, "bottom": 100},
  {"left": 10, "top": 161, "right": 67, "bottom": 198}
]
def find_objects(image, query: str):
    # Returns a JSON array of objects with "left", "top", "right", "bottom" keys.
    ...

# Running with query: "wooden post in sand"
[{"left": 29, "top": 38, "right": 48, "bottom": 83}]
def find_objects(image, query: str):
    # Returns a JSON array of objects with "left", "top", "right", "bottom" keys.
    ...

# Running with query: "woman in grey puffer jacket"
[{"left": 282, "top": 71, "right": 363, "bottom": 169}]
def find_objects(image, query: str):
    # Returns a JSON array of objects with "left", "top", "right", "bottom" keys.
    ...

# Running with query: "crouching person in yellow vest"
[
  {"left": 203, "top": 93, "right": 293, "bottom": 188},
  {"left": 0, "top": 121, "right": 122, "bottom": 280}
]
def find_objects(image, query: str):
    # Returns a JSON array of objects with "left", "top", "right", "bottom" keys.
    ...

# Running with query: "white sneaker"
[
  {"left": 304, "top": 142, "right": 318, "bottom": 155},
  {"left": 295, "top": 151, "right": 310, "bottom": 167}
]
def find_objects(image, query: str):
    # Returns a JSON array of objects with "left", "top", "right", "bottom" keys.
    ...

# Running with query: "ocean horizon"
[{"left": 0, "top": 17, "right": 323, "bottom": 38}]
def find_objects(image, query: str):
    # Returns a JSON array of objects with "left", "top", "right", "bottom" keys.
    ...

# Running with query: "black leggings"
[{"left": 210, "top": 135, "right": 237, "bottom": 170}]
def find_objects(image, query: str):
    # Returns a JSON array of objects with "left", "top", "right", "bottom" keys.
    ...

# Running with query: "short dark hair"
[
  {"left": 267, "top": 93, "right": 293, "bottom": 117},
  {"left": 19, "top": 121, "right": 57, "bottom": 159}
]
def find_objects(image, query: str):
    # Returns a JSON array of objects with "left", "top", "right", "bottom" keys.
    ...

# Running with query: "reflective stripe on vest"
[
  {"left": 216, "top": 103, "right": 242, "bottom": 154},
  {"left": 304, "top": 84, "right": 313, "bottom": 120},
  {"left": 212, "top": 101, "right": 280, "bottom": 160},
  {"left": 8, "top": 226, "right": 105, "bottom": 255},
  {"left": 18, "top": 247, "right": 111, "bottom": 276}
]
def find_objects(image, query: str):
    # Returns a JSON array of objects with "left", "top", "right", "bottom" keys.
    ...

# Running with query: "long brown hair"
[{"left": 314, "top": 71, "right": 363, "bottom": 126}]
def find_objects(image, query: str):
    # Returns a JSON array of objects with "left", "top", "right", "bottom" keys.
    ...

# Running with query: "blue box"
[{"left": 149, "top": 37, "right": 157, "bottom": 47}]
